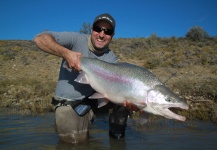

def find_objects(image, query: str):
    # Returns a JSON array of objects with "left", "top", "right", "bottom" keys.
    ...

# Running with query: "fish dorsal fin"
[
  {"left": 117, "top": 62, "right": 137, "bottom": 68},
  {"left": 74, "top": 71, "right": 89, "bottom": 84}
]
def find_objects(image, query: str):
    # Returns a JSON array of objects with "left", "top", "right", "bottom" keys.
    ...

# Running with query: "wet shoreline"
[{"left": 1, "top": 109, "right": 217, "bottom": 150}]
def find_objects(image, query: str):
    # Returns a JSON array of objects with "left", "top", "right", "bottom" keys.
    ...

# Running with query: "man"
[{"left": 34, "top": 13, "right": 139, "bottom": 144}]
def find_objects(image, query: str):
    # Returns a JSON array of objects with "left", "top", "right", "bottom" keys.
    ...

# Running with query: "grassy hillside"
[{"left": 0, "top": 38, "right": 216, "bottom": 123}]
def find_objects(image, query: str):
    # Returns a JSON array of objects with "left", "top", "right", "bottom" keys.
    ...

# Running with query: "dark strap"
[
  {"left": 51, "top": 97, "right": 68, "bottom": 106},
  {"left": 52, "top": 97, "right": 97, "bottom": 117}
]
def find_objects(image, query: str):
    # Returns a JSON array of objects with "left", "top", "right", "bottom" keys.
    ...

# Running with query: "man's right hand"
[{"left": 64, "top": 51, "right": 82, "bottom": 71}]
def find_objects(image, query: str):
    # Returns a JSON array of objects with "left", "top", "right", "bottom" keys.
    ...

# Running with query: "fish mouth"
[{"left": 153, "top": 103, "right": 189, "bottom": 121}]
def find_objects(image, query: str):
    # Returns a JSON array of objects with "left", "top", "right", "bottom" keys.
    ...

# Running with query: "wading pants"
[{"left": 54, "top": 98, "right": 130, "bottom": 144}]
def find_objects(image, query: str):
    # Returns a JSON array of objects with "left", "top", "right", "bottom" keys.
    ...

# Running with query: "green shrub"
[{"left": 186, "top": 26, "right": 209, "bottom": 41}]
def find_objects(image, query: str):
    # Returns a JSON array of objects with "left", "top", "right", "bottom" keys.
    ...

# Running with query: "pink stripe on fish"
[{"left": 92, "top": 66, "right": 132, "bottom": 84}]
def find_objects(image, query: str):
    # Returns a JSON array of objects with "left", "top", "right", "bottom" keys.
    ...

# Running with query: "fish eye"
[{"left": 165, "top": 97, "right": 171, "bottom": 102}]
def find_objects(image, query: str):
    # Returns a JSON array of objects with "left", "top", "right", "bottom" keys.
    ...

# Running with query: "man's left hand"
[{"left": 123, "top": 100, "right": 144, "bottom": 113}]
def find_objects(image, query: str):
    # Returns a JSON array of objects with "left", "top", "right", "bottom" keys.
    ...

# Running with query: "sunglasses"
[{"left": 92, "top": 25, "right": 114, "bottom": 35}]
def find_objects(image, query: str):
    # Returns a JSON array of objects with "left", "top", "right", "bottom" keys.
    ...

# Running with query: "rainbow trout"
[{"left": 74, "top": 57, "right": 189, "bottom": 121}]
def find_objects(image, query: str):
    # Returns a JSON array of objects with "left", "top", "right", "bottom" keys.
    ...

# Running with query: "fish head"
[{"left": 147, "top": 85, "right": 189, "bottom": 121}]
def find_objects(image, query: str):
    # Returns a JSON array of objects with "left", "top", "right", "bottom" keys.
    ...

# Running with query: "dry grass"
[{"left": 0, "top": 38, "right": 216, "bottom": 122}]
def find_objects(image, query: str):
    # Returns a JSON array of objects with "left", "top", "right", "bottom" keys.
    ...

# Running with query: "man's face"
[{"left": 91, "top": 21, "right": 114, "bottom": 50}]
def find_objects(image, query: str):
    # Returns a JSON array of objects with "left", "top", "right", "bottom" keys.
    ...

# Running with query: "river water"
[{"left": 0, "top": 108, "right": 217, "bottom": 150}]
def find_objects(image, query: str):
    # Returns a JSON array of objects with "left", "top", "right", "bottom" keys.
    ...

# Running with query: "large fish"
[{"left": 74, "top": 57, "right": 189, "bottom": 121}]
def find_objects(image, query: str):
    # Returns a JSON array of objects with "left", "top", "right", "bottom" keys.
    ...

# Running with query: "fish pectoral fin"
[
  {"left": 74, "top": 71, "right": 89, "bottom": 84},
  {"left": 138, "top": 113, "right": 150, "bottom": 125},
  {"left": 97, "top": 98, "right": 109, "bottom": 108}
]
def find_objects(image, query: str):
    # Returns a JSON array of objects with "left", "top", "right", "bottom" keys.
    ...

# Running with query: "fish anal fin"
[
  {"left": 89, "top": 93, "right": 105, "bottom": 99},
  {"left": 98, "top": 98, "right": 109, "bottom": 108}
]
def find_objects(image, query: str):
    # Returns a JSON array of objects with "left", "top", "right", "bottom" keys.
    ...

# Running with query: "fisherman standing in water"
[{"left": 34, "top": 13, "right": 140, "bottom": 144}]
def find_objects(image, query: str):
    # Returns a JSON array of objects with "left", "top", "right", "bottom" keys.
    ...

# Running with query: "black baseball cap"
[{"left": 93, "top": 13, "right": 116, "bottom": 30}]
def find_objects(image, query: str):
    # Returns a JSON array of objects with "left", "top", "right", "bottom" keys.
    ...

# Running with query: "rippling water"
[{"left": 0, "top": 108, "right": 217, "bottom": 150}]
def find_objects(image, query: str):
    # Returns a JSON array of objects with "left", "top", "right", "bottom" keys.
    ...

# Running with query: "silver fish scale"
[
  {"left": 79, "top": 57, "right": 188, "bottom": 121},
  {"left": 81, "top": 57, "right": 163, "bottom": 89}
]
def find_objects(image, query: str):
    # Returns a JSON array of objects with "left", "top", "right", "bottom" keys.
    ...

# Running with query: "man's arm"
[{"left": 33, "top": 34, "right": 82, "bottom": 70}]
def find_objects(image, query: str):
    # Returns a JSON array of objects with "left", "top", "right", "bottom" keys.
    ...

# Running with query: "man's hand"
[
  {"left": 123, "top": 100, "right": 144, "bottom": 113},
  {"left": 65, "top": 51, "right": 82, "bottom": 71}
]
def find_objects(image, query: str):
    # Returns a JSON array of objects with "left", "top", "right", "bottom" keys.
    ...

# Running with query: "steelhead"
[{"left": 75, "top": 57, "right": 189, "bottom": 121}]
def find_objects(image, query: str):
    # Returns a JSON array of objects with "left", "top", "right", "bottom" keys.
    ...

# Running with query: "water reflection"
[{"left": 0, "top": 108, "right": 217, "bottom": 150}]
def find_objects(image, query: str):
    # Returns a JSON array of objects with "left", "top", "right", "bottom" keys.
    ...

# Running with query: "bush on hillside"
[{"left": 186, "top": 26, "right": 209, "bottom": 41}]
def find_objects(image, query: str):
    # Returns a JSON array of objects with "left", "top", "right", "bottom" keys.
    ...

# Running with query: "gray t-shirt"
[{"left": 36, "top": 31, "right": 117, "bottom": 101}]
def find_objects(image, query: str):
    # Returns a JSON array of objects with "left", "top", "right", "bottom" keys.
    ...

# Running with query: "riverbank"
[{"left": 0, "top": 39, "right": 216, "bottom": 123}]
